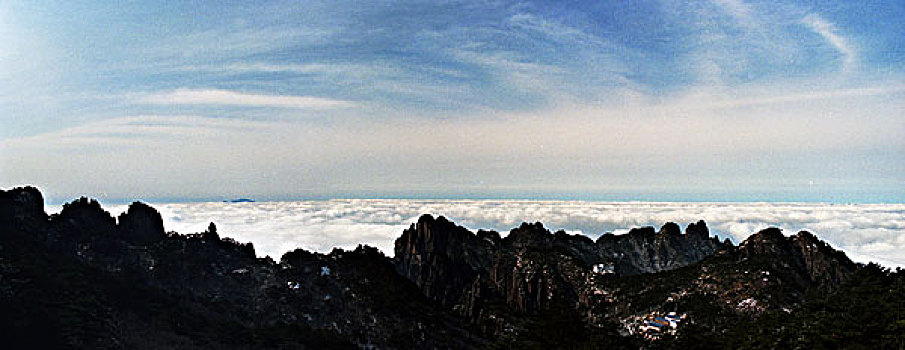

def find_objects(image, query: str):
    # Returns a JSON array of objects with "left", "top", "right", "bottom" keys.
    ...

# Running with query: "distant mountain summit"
[
  {"left": 1, "top": 187, "right": 901, "bottom": 349},
  {"left": 224, "top": 198, "right": 255, "bottom": 203}
]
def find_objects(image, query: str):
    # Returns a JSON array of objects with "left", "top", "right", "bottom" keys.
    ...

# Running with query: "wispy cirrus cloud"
[
  {"left": 802, "top": 13, "right": 856, "bottom": 72},
  {"left": 671, "top": 84, "right": 905, "bottom": 111},
  {"left": 138, "top": 89, "right": 355, "bottom": 109},
  {"left": 150, "top": 23, "right": 335, "bottom": 62},
  {"left": 0, "top": 115, "right": 275, "bottom": 150},
  {"left": 177, "top": 63, "right": 344, "bottom": 74},
  {"left": 506, "top": 12, "right": 612, "bottom": 49}
]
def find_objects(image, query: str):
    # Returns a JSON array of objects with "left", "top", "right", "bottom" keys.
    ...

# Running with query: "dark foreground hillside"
[{"left": 1, "top": 186, "right": 903, "bottom": 349}]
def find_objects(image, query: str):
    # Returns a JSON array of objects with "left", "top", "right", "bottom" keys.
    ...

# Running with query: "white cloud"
[
  {"left": 65, "top": 200, "right": 905, "bottom": 269},
  {"left": 506, "top": 12, "right": 611, "bottom": 48},
  {"left": 1, "top": 115, "right": 274, "bottom": 149},
  {"left": 447, "top": 48, "right": 565, "bottom": 98},
  {"left": 178, "top": 63, "right": 342, "bottom": 74},
  {"left": 148, "top": 25, "right": 334, "bottom": 62},
  {"left": 802, "top": 13, "right": 856, "bottom": 72},
  {"left": 4, "top": 80, "right": 903, "bottom": 202},
  {"left": 139, "top": 89, "right": 355, "bottom": 109},
  {"left": 674, "top": 84, "right": 905, "bottom": 111}
]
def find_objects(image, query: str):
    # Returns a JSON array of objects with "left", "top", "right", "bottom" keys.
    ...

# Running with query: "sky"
[{"left": 1, "top": 0, "right": 904, "bottom": 203}]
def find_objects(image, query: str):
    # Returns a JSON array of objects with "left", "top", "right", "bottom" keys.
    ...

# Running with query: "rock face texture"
[
  {"left": 595, "top": 219, "right": 725, "bottom": 275},
  {"left": 394, "top": 215, "right": 728, "bottom": 335},
  {"left": 738, "top": 227, "right": 855, "bottom": 289},
  {"left": 392, "top": 215, "right": 862, "bottom": 339},
  {"left": 394, "top": 215, "right": 496, "bottom": 309}
]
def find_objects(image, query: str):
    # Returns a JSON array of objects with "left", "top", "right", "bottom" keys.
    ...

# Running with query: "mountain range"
[{"left": 1, "top": 186, "right": 902, "bottom": 349}]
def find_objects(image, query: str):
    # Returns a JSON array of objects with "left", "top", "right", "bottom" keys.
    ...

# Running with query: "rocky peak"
[
  {"left": 552, "top": 229, "right": 595, "bottom": 248},
  {"left": 738, "top": 227, "right": 788, "bottom": 255},
  {"left": 792, "top": 230, "right": 824, "bottom": 250},
  {"left": 552, "top": 230, "right": 598, "bottom": 266},
  {"left": 203, "top": 222, "right": 220, "bottom": 241},
  {"left": 504, "top": 221, "right": 552, "bottom": 250},
  {"left": 628, "top": 226, "right": 657, "bottom": 237},
  {"left": 791, "top": 230, "right": 854, "bottom": 286},
  {"left": 56, "top": 197, "right": 117, "bottom": 238},
  {"left": 1, "top": 188, "right": 486, "bottom": 349},
  {"left": 686, "top": 220, "right": 709, "bottom": 240},
  {"left": 593, "top": 222, "right": 726, "bottom": 275},
  {"left": 476, "top": 229, "right": 501, "bottom": 245},
  {"left": 0, "top": 186, "right": 47, "bottom": 229},
  {"left": 658, "top": 222, "right": 682, "bottom": 236},
  {"left": 117, "top": 201, "right": 166, "bottom": 245},
  {"left": 394, "top": 216, "right": 731, "bottom": 336},
  {"left": 748, "top": 227, "right": 785, "bottom": 242},
  {"left": 9, "top": 186, "right": 44, "bottom": 215},
  {"left": 397, "top": 215, "right": 490, "bottom": 265},
  {"left": 394, "top": 214, "right": 493, "bottom": 307},
  {"left": 738, "top": 228, "right": 855, "bottom": 288},
  {"left": 3, "top": 187, "right": 897, "bottom": 348}
]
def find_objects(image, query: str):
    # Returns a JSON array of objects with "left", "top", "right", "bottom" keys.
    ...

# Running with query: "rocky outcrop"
[
  {"left": 117, "top": 202, "right": 166, "bottom": 245},
  {"left": 595, "top": 220, "right": 725, "bottom": 275},
  {"left": 792, "top": 231, "right": 854, "bottom": 286},
  {"left": 394, "top": 215, "right": 729, "bottom": 335},
  {"left": 54, "top": 197, "right": 118, "bottom": 240},
  {"left": 394, "top": 215, "right": 496, "bottom": 308},
  {"left": 0, "top": 186, "right": 46, "bottom": 230},
  {"left": 627, "top": 227, "right": 863, "bottom": 319},
  {"left": 0, "top": 189, "right": 486, "bottom": 349},
  {"left": 739, "top": 227, "right": 855, "bottom": 289}
]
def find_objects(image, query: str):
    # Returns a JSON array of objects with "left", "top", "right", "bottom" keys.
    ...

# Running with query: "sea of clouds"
[{"left": 75, "top": 200, "right": 905, "bottom": 268}]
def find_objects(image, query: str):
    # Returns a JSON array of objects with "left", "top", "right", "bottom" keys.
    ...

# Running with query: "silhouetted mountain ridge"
[{"left": 1, "top": 187, "right": 901, "bottom": 349}]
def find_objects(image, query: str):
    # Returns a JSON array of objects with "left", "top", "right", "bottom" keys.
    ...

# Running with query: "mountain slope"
[
  {"left": 0, "top": 187, "right": 485, "bottom": 349},
  {"left": 393, "top": 214, "right": 729, "bottom": 338},
  {"left": 2, "top": 186, "right": 900, "bottom": 349},
  {"left": 392, "top": 213, "right": 876, "bottom": 344}
]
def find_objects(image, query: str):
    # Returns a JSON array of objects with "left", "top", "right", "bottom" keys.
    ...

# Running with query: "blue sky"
[{"left": 1, "top": 0, "right": 903, "bottom": 203}]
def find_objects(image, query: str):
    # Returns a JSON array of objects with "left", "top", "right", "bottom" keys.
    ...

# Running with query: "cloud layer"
[
  {"left": 139, "top": 89, "right": 354, "bottom": 109},
  {"left": 77, "top": 200, "right": 905, "bottom": 268}
]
